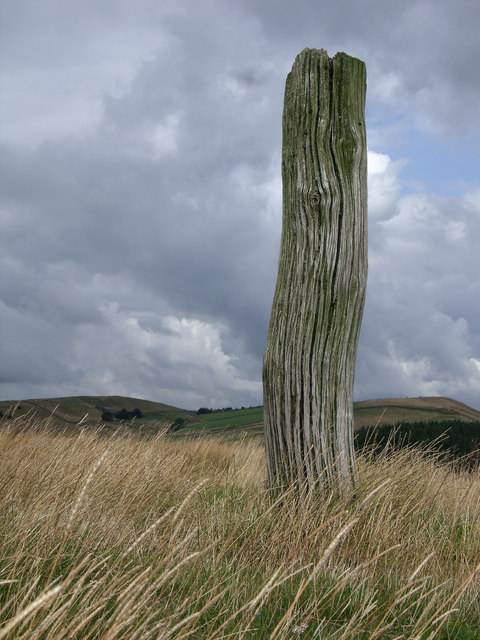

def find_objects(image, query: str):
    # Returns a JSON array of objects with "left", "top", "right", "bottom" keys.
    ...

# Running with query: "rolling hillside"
[
  {"left": 0, "top": 395, "right": 195, "bottom": 429},
  {"left": 353, "top": 396, "right": 480, "bottom": 428},
  {"left": 1, "top": 394, "right": 479, "bottom": 437}
]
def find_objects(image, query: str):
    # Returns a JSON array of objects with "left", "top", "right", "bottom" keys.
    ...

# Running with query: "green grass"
[
  {"left": 190, "top": 407, "right": 264, "bottom": 431},
  {"left": 3, "top": 396, "right": 480, "bottom": 439}
]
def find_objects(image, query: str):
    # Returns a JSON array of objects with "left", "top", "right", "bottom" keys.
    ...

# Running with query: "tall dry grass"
[{"left": 0, "top": 413, "right": 479, "bottom": 639}]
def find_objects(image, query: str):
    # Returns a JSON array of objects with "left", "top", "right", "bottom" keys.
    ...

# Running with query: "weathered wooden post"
[{"left": 263, "top": 48, "right": 367, "bottom": 493}]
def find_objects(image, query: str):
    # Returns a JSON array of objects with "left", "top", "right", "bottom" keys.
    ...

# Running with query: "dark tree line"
[
  {"left": 196, "top": 406, "right": 258, "bottom": 415},
  {"left": 101, "top": 408, "right": 143, "bottom": 422},
  {"left": 0, "top": 406, "right": 23, "bottom": 419},
  {"left": 355, "top": 420, "right": 480, "bottom": 469}
]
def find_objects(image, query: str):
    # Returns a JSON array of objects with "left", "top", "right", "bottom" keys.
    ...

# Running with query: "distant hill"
[
  {"left": 0, "top": 395, "right": 196, "bottom": 429},
  {"left": 353, "top": 396, "right": 480, "bottom": 429},
  {"left": 1, "top": 394, "right": 479, "bottom": 436}
]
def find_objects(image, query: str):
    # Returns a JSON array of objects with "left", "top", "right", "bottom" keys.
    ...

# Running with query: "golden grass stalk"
[{"left": 0, "top": 413, "right": 479, "bottom": 639}]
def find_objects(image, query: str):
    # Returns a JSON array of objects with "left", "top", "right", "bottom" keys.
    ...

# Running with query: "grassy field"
[
  {"left": 2, "top": 396, "right": 479, "bottom": 438},
  {"left": 1, "top": 413, "right": 479, "bottom": 639},
  {"left": 191, "top": 407, "right": 264, "bottom": 431},
  {"left": 0, "top": 396, "right": 195, "bottom": 428},
  {"left": 353, "top": 397, "right": 480, "bottom": 429}
]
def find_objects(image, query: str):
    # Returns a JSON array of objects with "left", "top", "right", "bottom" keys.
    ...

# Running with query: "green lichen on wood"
[{"left": 263, "top": 48, "right": 367, "bottom": 494}]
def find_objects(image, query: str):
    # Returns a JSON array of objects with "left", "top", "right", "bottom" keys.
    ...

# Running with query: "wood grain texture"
[{"left": 263, "top": 48, "right": 367, "bottom": 493}]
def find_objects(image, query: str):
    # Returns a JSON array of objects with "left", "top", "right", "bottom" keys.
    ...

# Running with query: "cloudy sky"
[{"left": 1, "top": 0, "right": 479, "bottom": 411}]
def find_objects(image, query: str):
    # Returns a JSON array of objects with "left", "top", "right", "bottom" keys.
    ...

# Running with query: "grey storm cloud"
[{"left": 0, "top": 0, "right": 479, "bottom": 409}]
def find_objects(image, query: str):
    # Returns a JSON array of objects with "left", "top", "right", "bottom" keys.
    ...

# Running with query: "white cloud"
[
  {"left": 359, "top": 164, "right": 480, "bottom": 406},
  {"left": 370, "top": 70, "right": 403, "bottom": 104},
  {"left": 150, "top": 113, "right": 181, "bottom": 158},
  {"left": 0, "top": 0, "right": 479, "bottom": 410},
  {"left": 66, "top": 306, "right": 261, "bottom": 408},
  {"left": 367, "top": 150, "right": 406, "bottom": 221},
  {"left": 465, "top": 188, "right": 480, "bottom": 211}
]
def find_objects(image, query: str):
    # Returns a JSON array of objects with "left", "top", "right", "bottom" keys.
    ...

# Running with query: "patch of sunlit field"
[{"left": 0, "top": 414, "right": 479, "bottom": 639}]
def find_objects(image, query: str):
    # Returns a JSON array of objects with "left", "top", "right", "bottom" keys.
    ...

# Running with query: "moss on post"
[{"left": 263, "top": 48, "right": 368, "bottom": 494}]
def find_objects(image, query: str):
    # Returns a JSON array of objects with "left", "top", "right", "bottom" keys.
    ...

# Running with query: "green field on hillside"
[
  {"left": 191, "top": 407, "right": 263, "bottom": 431},
  {"left": 2, "top": 396, "right": 479, "bottom": 442},
  {"left": 352, "top": 396, "right": 480, "bottom": 428}
]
